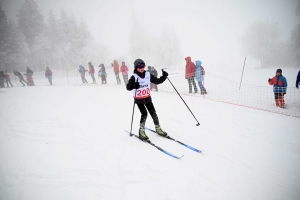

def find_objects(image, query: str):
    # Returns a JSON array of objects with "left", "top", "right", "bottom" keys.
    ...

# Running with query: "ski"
[
  {"left": 125, "top": 130, "right": 183, "bottom": 159},
  {"left": 146, "top": 127, "right": 201, "bottom": 153}
]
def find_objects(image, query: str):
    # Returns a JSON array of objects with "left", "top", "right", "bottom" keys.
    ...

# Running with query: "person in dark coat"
[
  {"left": 98, "top": 64, "right": 107, "bottom": 84},
  {"left": 126, "top": 58, "right": 169, "bottom": 141},
  {"left": 13, "top": 70, "right": 28, "bottom": 86},
  {"left": 0, "top": 71, "right": 5, "bottom": 88},
  {"left": 24, "top": 67, "right": 35, "bottom": 86},
  {"left": 296, "top": 71, "right": 300, "bottom": 89},
  {"left": 150, "top": 66, "right": 158, "bottom": 91}
]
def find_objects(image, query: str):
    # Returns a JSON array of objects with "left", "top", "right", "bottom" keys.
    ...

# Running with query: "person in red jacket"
[
  {"left": 113, "top": 60, "right": 121, "bottom": 85},
  {"left": 88, "top": 62, "right": 96, "bottom": 84},
  {"left": 120, "top": 61, "right": 129, "bottom": 85},
  {"left": 4, "top": 71, "right": 13, "bottom": 87},
  {"left": 185, "top": 56, "right": 198, "bottom": 93}
]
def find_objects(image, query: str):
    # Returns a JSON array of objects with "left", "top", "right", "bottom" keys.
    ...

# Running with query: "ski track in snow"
[{"left": 0, "top": 69, "right": 300, "bottom": 200}]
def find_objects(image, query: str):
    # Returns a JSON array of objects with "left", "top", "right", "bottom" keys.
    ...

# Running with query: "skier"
[
  {"left": 78, "top": 64, "right": 88, "bottom": 83},
  {"left": 24, "top": 67, "right": 35, "bottom": 86},
  {"left": 98, "top": 64, "right": 107, "bottom": 84},
  {"left": 185, "top": 56, "right": 198, "bottom": 93},
  {"left": 113, "top": 60, "right": 121, "bottom": 85},
  {"left": 268, "top": 69, "right": 288, "bottom": 108},
  {"left": 150, "top": 66, "right": 158, "bottom": 91},
  {"left": 296, "top": 71, "right": 300, "bottom": 89},
  {"left": 195, "top": 60, "right": 207, "bottom": 95},
  {"left": 88, "top": 62, "right": 96, "bottom": 84},
  {"left": 120, "top": 61, "right": 129, "bottom": 85},
  {"left": 126, "top": 58, "right": 169, "bottom": 140},
  {"left": 4, "top": 71, "right": 13, "bottom": 87},
  {"left": 45, "top": 67, "right": 53, "bottom": 85},
  {"left": 13, "top": 70, "right": 28, "bottom": 86}
]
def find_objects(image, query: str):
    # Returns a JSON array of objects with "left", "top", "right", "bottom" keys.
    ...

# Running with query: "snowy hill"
[{"left": 0, "top": 67, "right": 299, "bottom": 200}]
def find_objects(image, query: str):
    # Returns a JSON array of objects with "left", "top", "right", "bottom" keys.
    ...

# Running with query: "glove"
[
  {"left": 134, "top": 81, "right": 140, "bottom": 89},
  {"left": 162, "top": 71, "right": 168, "bottom": 77},
  {"left": 268, "top": 78, "right": 272, "bottom": 82}
]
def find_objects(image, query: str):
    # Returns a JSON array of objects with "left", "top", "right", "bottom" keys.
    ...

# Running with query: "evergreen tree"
[
  {"left": 17, "top": 0, "right": 44, "bottom": 68},
  {"left": 241, "top": 21, "right": 282, "bottom": 67}
]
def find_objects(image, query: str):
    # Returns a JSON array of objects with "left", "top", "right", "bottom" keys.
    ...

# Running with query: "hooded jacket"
[
  {"left": 195, "top": 60, "right": 204, "bottom": 82},
  {"left": 185, "top": 56, "right": 195, "bottom": 78}
]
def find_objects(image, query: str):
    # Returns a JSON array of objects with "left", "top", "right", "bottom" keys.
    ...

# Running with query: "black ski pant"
[{"left": 137, "top": 102, "right": 159, "bottom": 127}]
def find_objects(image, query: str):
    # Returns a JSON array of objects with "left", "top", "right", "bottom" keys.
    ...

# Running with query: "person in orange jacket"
[
  {"left": 113, "top": 60, "right": 121, "bottom": 85},
  {"left": 268, "top": 69, "right": 288, "bottom": 108},
  {"left": 185, "top": 56, "right": 198, "bottom": 93}
]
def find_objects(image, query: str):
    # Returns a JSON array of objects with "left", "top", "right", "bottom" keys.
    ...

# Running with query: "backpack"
[{"left": 200, "top": 66, "right": 205, "bottom": 75}]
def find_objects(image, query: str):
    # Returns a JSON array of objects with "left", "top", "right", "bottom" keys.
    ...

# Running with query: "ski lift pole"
[
  {"left": 239, "top": 57, "right": 246, "bottom": 91},
  {"left": 162, "top": 69, "right": 200, "bottom": 126}
]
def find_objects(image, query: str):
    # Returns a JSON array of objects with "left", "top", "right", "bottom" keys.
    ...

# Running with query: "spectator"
[
  {"left": 24, "top": 67, "right": 35, "bottom": 86},
  {"left": 185, "top": 56, "right": 198, "bottom": 94},
  {"left": 268, "top": 69, "right": 288, "bottom": 108},
  {"left": 195, "top": 60, "right": 207, "bottom": 95},
  {"left": 0, "top": 71, "right": 5, "bottom": 88},
  {"left": 14, "top": 70, "right": 28, "bottom": 86},
  {"left": 150, "top": 66, "right": 158, "bottom": 91},
  {"left": 45, "top": 67, "right": 53, "bottom": 85},
  {"left": 78, "top": 64, "right": 88, "bottom": 83},
  {"left": 88, "top": 62, "right": 96, "bottom": 84},
  {"left": 296, "top": 71, "right": 300, "bottom": 89},
  {"left": 98, "top": 64, "right": 107, "bottom": 84},
  {"left": 120, "top": 61, "right": 129, "bottom": 85},
  {"left": 113, "top": 60, "right": 121, "bottom": 85},
  {"left": 4, "top": 71, "right": 13, "bottom": 87}
]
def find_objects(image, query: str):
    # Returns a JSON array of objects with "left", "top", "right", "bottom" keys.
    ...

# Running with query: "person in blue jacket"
[
  {"left": 195, "top": 60, "right": 207, "bottom": 95},
  {"left": 78, "top": 64, "right": 88, "bottom": 83},
  {"left": 296, "top": 71, "right": 300, "bottom": 89},
  {"left": 268, "top": 69, "right": 288, "bottom": 108}
]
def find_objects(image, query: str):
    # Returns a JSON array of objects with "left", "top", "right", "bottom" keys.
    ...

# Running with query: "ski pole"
[
  {"left": 162, "top": 69, "right": 200, "bottom": 126},
  {"left": 129, "top": 78, "right": 139, "bottom": 136}
]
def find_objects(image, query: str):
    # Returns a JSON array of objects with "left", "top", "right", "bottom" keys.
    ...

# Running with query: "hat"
[
  {"left": 148, "top": 66, "right": 151, "bottom": 69},
  {"left": 134, "top": 59, "right": 145, "bottom": 68},
  {"left": 88, "top": 62, "right": 91, "bottom": 64},
  {"left": 276, "top": 69, "right": 282, "bottom": 73}
]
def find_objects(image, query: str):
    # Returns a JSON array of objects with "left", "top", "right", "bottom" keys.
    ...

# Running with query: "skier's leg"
[
  {"left": 187, "top": 78, "right": 192, "bottom": 93},
  {"left": 137, "top": 104, "right": 149, "bottom": 140},
  {"left": 192, "top": 78, "right": 198, "bottom": 93},
  {"left": 145, "top": 102, "right": 167, "bottom": 137}
]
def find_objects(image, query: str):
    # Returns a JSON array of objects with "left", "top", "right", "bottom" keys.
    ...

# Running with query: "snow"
[{"left": 0, "top": 66, "right": 299, "bottom": 200}]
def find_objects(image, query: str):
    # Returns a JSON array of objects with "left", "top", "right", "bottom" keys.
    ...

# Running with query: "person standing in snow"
[
  {"left": 78, "top": 64, "right": 88, "bottom": 84},
  {"left": 113, "top": 60, "right": 121, "bottom": 85},
  {"left": 185, "top": 56, "right": 198, "bottom": 94},
  {"left": 13, "top": 70, "right": 28, "bottom": 86},
  {"left": 150, "top": 66, "right": 158, "bottom": 91},
  {"left": 126, "top": 58, "right": 169, "bottom": 141},
  {"left": 98, "top": 64, "right": 107, "bottom": 84},
  {"left": 4, "top": 71, "right": 13, "bottom": 87},
  {"left": 24, "top": 67, "right": 35, "bottom": 86},
  {"left": 195, "top": 60, "right": 207, "bottom": 95},
  {"left": 45, "top": 67, "right": 53, "bottom": 85},
  {"left": 120, "top": 61, "right": 129, "bottom": 85},
  {"left": 268, "top": 69, "right": 288, "bottom": 108},
  {"left": 296, "top": 71, "right": 300, "bottom": 89},
  {"left": 88, "top": 62, "right": 96, "bottom": 84},
  {"left": 0, "top": 71, "right": 5, "bottom": 88}
]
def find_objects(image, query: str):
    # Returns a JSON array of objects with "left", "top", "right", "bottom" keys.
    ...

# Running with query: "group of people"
[{"left": 185, "top": 56, "right": 207, "bottom": 95}]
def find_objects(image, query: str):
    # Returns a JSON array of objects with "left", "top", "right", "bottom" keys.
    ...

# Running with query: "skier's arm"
[
  {"left": 126, "top": 75, "right": 136, "bottom": 91},
  {"left": 150, "top": 71, "right": 168, "bottom": 85}
]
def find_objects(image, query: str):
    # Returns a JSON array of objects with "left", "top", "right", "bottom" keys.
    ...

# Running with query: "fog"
[{"left": 1, "top": 0, "right": 299, "bottom": 70}]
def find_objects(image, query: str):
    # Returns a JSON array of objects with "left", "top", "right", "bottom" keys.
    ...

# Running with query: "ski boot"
[
  {"left": 139, "top": 127, "right": 149, "bottom": 141},
  {"left": 155, "top": 125, "right": 168, "bottom": 137}
]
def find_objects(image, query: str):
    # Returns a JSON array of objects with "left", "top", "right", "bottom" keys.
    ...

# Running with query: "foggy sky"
[{"left": 1, "top": 0, "right": 299, "bottom": 67}]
